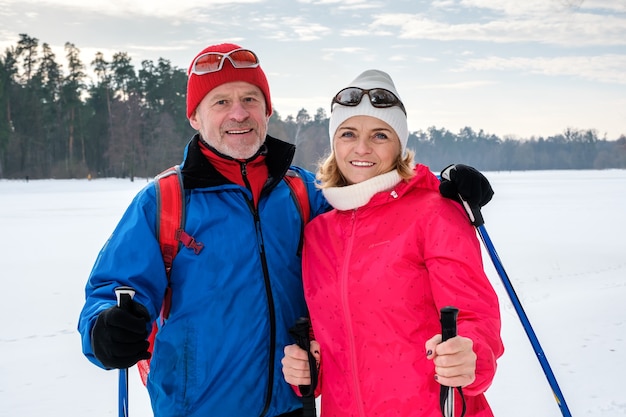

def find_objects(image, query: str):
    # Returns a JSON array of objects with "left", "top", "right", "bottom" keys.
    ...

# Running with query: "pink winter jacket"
[{"left": 302, "top": 165, "right": 503, "bottom": 417}]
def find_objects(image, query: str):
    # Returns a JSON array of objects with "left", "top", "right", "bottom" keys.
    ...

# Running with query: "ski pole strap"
[
  {"left": 288, "top": 317, "right": 318, "bottom": 417},
  {"left": 439, "top": 306, "right": 466, "bottom": 417}
]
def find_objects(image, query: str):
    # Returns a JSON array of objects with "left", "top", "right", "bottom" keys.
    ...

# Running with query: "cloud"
[
  {"left": 389, "top": 54, "right": 407, "bottom": 62},
  {"left": 461, "top": 0, "right": 626, "bottom": 15},
  {"left": 1, "top": 0, "right": 262, "bottom": 19},
  {"left": 298, "top": 0, "right": 383, "bottom": 10},
  {"left": 458, "top": 0, "right": 577, "bottom": 15},
  {"left": 586, "top": 0, "right": 626, "bottom": 13},
  {"left": 416, "top": 79, "right": 498, "bottom": 90},
  {"left": 458, "top": 54, "right": 626, "bottom": 84},
  {"left": 339, "top": 28, "right": 395, "bottom": 37},
  {"left": 319, "top": 47, "right": 362, "bottom": 61},
  {"left": 370, "top": 6, "right": 626, "bottom": 47},
  {"left": 431, "top": 0, "right": 457, "bottom": 9},
  {"left": 258, "top": 16, "right": 332, "bottom": 41}
]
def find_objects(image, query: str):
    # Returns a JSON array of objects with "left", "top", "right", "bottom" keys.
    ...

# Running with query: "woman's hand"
[
  {"left": 425, "top": 334, "right": 477, "bottom": 388},
  {"left": 282, "top": 340, "right": 320, "bottom": 386}
]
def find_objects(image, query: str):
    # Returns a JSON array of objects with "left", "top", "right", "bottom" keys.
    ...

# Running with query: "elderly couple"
[{"left": 78, "top": 42, "right": 503, "bottom": 417}]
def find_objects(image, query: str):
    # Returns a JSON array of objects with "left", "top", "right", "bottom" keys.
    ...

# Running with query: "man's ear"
[{"left": 189, "top": 111, "right": 200, "bottom": 130}]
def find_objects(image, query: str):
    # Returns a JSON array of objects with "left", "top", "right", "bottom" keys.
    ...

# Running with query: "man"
[{"left": 78, "top": 43, "right": 493, "bottom": 417}]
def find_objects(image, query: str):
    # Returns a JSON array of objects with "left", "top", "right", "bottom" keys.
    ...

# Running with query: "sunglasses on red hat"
[
  {"left": 331, "top": 87, "right": 406, "bottom": 115},
  {"left": 188, "top": 48, "right": 260, "bottom": 76}
]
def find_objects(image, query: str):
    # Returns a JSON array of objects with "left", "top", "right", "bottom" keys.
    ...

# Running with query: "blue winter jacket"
[{"left": 78, "top": 134, "right": 330, "bottom": 416}]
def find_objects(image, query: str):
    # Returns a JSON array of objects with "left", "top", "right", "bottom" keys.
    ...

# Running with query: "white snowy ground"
[{"left": 1, "top": 169, "right": 625, "bottom": 417}]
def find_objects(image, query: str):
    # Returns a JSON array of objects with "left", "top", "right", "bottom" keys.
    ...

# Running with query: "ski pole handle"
[
  {"left": 288, "top": 317, "right": 317, "bottom": 417},
  {"left": 116, "top": 286, "right": 136, "bottom": 309},
  {"left": 115, "top": 286, "right": 135, "bottom": 417},
  {"left": 440, "top": 306, "right": 459, "bottom": 417},
  {"left": 440, "top": 306, "right": 458, "bottom": 342}
]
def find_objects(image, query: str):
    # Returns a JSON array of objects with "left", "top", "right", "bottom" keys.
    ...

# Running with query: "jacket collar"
[
  {"left": 180, "top": 133, "right": 296, "bottom": 190},
  {"left": 322, "top": 164, "right": 441, "bottom": 211}
]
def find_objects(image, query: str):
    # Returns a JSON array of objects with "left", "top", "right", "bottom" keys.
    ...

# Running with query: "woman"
[{"left": 282, "top": 69, "right": 503, "bottom": 416}]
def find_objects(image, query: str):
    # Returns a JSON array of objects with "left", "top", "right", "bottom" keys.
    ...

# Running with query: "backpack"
[{"left": 137, "top": 165, "right": 311, "bottom": 385}]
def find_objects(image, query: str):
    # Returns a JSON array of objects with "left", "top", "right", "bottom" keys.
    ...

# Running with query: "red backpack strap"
[
  {"left": 137, "top": 322, "right": 158, "bottom": 386},
  {"left": 284, "top": 169, "right": 311, "bottom": 225},
  {"left": 156, "top": 165, "right": 185, "bottom": 285},
  {"left": 155, "top": 165, "right": 205, "bottom": 317},
  {"left": 284, "top": 170, "right": 311, "bottom": 257},
  {"left": 138, "top": 165, "right": 189, "bottom": 386}
]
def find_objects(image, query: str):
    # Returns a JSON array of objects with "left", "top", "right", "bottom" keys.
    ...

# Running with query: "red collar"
[{"left": 198, "top": 141, "right": 268, "bottom": 207}]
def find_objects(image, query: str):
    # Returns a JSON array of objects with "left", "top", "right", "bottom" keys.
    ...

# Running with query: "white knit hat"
[{"left": 328, "top": 69, "right": 408, "bottom": 154}]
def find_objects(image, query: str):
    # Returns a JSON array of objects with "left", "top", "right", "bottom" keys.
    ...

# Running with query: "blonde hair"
[{"left": 317, "top": 149, "right": 415, "bottom": 189}]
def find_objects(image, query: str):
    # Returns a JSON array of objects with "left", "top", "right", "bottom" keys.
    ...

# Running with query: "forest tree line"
[{"left": 1, "top": 34, "right": 625, "bottom": 180}]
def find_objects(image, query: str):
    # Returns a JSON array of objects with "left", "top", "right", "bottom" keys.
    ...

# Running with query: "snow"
[{"left": 1, "top": 169, "right": 625, "bottom": 416}]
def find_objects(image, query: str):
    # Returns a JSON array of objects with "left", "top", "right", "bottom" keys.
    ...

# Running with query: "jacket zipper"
[
  {"left": 340, "top": 209, "right": 367, "bottom": 417},
  {"left": 240, "top": 161, "right": 276, "bottom": 417},
  {"left": 256, "top": 210, "right": 276, "bottom": 417}
]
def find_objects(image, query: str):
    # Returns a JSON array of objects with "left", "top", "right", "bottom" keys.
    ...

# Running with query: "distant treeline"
[{"left": 1, "top": 34, "right": 624, "bottom": 180}]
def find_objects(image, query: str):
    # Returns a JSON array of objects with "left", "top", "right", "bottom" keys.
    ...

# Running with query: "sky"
[
  {"left": 1, "top": 169, "right": 625, "bottom": 416},
  {"left": 0, "top": 0, "right": 625, "bottom": 140}
]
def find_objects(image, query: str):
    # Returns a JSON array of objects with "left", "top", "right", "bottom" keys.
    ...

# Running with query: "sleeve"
[
  {"left": 422, "top": 196, "right": 504, "bottom": 396},
  {"left": 77, "top": 182, "right": 169, "bottom": 369},
  {"left": 289, "top": 166, "right": 332, "bottom": 219}
]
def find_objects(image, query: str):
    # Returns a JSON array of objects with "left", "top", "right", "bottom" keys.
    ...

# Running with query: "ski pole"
[
  {"left": 446, "top": 184, "right": 574, "bottom": 417},
  {"left": 115, "top": 286, "right": 136, "bottom": 417},
  {"left": 288, "top": 317, "right": 318, "bottom": 417},
  {"left": 438, "top": 169, "right": 572, "bottom": 416},
  {"left": 476, "top": 225, "right": 573, "bottom": 417},
  {"left": 439, "top": 306, "right": 458, "bottom": 417}
]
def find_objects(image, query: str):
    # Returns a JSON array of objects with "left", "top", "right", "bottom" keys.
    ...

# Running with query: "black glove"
[
  {"left": 439, "top": 164, "right": 494, "bottom": 227},
  {"left": 91, "top": 297, "right": 151, "bottom": 369}
]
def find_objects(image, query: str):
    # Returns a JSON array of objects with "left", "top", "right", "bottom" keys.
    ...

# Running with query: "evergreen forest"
[{"left": 1, "top": 34, "right": 625, "bottom": 180}]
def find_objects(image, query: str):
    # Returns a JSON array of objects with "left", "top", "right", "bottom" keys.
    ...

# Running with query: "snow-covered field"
[{"left": 1, "top": 169, "right": 625, "bottom": 416}]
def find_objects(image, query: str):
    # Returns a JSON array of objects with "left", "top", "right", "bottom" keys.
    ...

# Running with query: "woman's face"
[{"left": 333, "top": 115, "right": 401, "bottom": 185}]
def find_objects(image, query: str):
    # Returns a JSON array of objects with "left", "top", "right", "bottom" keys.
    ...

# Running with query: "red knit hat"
[{"left": 186, "top": 43, "right": 272, "bottom": 118}]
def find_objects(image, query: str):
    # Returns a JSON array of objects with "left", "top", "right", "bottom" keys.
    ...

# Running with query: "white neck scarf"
[{"left": 322, "top": 170, "right": 402, "bottom": 211}]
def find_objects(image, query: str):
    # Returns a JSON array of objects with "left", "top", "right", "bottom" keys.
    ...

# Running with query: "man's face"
[{"left": 189, "top": 81, "right": 269, "bottom": 159}]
